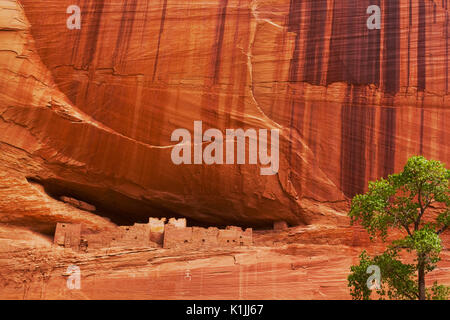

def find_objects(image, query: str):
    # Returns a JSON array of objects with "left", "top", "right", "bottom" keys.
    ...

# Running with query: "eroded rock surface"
[
  {"left": 0, "top": 0, "right": 449, "bottom": 299},
  {"left": 1, "top": 0, "right": 448, "bottom": 228},
  {"left": 0, "top": 225, "right": 448, "bottom": 299}
]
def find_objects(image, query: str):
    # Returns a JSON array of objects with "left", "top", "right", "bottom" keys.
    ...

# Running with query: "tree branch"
[
  {"left": 415, "top": 183, "right": 425, "bottom": 230},
  {"left": 399, "top": 218, "right": 413, "bottom": 236},
  {"left": 390, "top": 245, "right": 409, "bottom": 251},
  {"left": 399, "top": 289, "right": 419, "bottom": 300},
  {"left": 387, "top": 205, "right": 413, "bottom": 236}
]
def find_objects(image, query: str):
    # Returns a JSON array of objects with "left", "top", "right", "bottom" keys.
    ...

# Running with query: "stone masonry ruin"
[{"left": 54, "top": 217, "right": 253, "bottom": 252}]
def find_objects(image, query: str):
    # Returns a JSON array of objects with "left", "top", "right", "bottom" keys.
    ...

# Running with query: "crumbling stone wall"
[
  {"left": 163, "top": 224, "right": 252, "bottom": 249},
  {"left": 218, "top": 226, "right": 252, "bottom": 247},
  {"left": 163, "top": 224, "right": 193, "bottom": 248},
  {"left": 168, "top": 218, "right": 187, "bottom": 228},
  {"left": 54, "top": 223, "right": 82, "bottom": 250},
  {"left": 54, "top": 218, "right": 253, "bottom": 252},
  {"left": 81, "top": 230, "right": 112, "bottom": 250},
  {"left": 149, "top": 218, "right": 166, "bottom": 244},
  {"left": 114, "top": 223, "right": 151, "bottom": 246},
  {"left": 191, "top": 227, "right": 219, "bottom": 247},
  {"left": 55, "top": 222, "right": 154, "bottom": 251}
]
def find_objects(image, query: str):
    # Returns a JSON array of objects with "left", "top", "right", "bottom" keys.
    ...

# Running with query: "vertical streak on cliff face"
[
  {"left": 284, "top": 0, "right": 306, "bottom": 198},
  {"left": 81, "top": 0, "right": 105, "bottom": 69},
  {"left": 365, "top": 0, "right": 381, "bottom": 85},
  {"left": 114, "top": 0, "right": 138, "bottom": 68},
  {"left": 140, "top": 0, "right": 151, "bottom": 45},
  {"left": 287, "top": 0, "right": 302, "bottom": 84},
  {"left": 417, "top": 0, "right": 426, "bottom": 154},
  {"left": 304, "top": 0, "right": 327, "bottom": 85},
  {"left": 212, "top": 0, "right": 229, "bottom": 84},
  {"left": 417, "top": 0, "right": 426, "bottom": 91},
  {"left": 200, "top": 0, "right": 229, "bottom": 120},
  {"left": 304, "top": 0, "right": 327, "bottom": 153},
  {"left": 326, "top": 0, "right": 372, "bottom": 196},
  {"left": 340, "top": 87, "right": 369, "bottom": 197},
  {"left": 202, "top": 0, "right": 230, "bottom": 192},
  {"left": 326, "top": 0, "right": 362, "bottom": 85},
  {"left": 366, "top": 103, "right": 376, "bottom": 184},
  {"left": 407, "top": 0, "right": 412, "bottom": 89},
  {"left": 326, "top": 0, "right": 344, "bottom": 84},
  {"left": 152, "top": 0, "right": 168, "bottom": 82},
  {"left": 379, "top": 106, "right": 397, "bottom": 177},
  {"left": 445, "top": 1, "right": 449, "bottom": 93},
  {"left": 383, "top": 0, "right": 400, "bottom": 94},
  {"left": 200, "top": 0, "right": 230, "bottom": 126},
  {"left": 343, "top": 0, "right": 359, "bottom": 84},
  {"left": 375, "top": 0, "right": 399, "bottom": 179},
  {"left": 224, "top": 0, "right": 246, "bottom": 128},
  {"left": 433, "top": 2, "right": 437, "bottom": 23},
  {"left": 287, "top": 0, "right": 304, "bottom": 163}
]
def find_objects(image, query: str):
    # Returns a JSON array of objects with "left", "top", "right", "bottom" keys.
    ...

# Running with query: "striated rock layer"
[
  {"left": 0, "top": 0, "right": 448, "bottom": 236},
  {"left": 0, "top": 225, "right": 448, "bottom": 299}
]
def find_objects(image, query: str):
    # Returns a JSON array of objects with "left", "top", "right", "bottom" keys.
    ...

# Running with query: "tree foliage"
[{"left": 347, "top": 156, "right": 450, "bottom": 300}]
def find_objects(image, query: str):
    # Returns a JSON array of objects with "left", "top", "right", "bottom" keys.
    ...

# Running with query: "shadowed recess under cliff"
[{"left": 25, "top": 177, "right": 257, "bottom": 230}]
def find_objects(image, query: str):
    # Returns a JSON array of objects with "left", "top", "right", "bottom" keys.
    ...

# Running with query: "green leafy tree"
[{"left": 347, "top": 156, "right": 450, "bottom": 300}]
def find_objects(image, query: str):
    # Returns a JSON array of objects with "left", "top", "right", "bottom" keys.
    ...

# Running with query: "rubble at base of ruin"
[{"left": 53, "top": 217, "right": 252, "bottom": 252}]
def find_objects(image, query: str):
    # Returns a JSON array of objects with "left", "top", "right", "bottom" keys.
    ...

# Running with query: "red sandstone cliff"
[
  {"left": 0, "top": 0, "right": 449, "bottom": 299},
  {"left": 0, "top": 0, "right": 448, "bottom": 229}
]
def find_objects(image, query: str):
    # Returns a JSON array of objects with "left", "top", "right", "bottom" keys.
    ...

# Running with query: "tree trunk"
[{"left": 418, "top": 262, "right": 426, "bottom": 300}]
